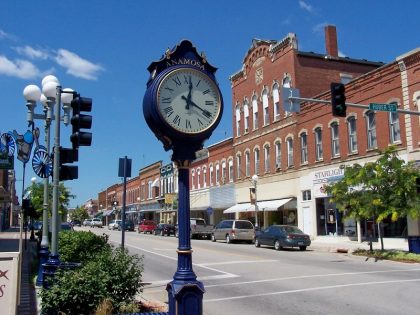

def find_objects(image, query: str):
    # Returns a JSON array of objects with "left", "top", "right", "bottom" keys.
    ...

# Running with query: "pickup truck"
[{"left": 190, "top": 218, "right": 213, "bottom": 239}]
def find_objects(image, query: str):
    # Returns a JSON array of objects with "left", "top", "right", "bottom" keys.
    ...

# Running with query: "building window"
[
  {"left": 209, "top": 166, "right": 214, "bottom": 186},
  {"left": 244, "top": 100, "right": 250, "bottom": 133},
  {"left": 300, "top": 133, "right": 308, "bottom": 164},
  {"left": 366, "top": 111, "right": 377, "bottom": 149},
  {"left": 148, "top": 181, "right": 152, "bottom": 199},
  {"left": 245, "top": 151, "right": 250, "bottom": 177},
  {"left": 191, "top": 170, "right": 195, "bottom": 190},
  {"left": 235, "top": 105, "right": 241, "bottom": 137},
  {"left": 302, "top": 190, "right": 311, "bottom": 201},
  {"left": 228, "top": 160, "right": 234, "bottom": 182},
  {"left": 264, "top": 145, "right": 270, "bottom": 173},
  {"left": 283, "top": 75, "right": 292, "bottom": 117},
  {"left": 221, "top": 161, "right": 226, "bottom": 184},
  {"left": 215, "top": 163, "right": 220, "bottom": 185},
  {"left": 273, "top": 83, "right": 280, "bottom": 121},
  {"left": 275, "top": 141, "right": 281, "bottom": 169},
  {"left": 331, "top": 122, "right": 340, "bottom": 157},
  {"left": 262, "top": 88, "right": 269, "bottom": 126},
  {"left": 389, "top": 107, "right": 401, "bottom": 144},
  {"left": 347, "top": 116, "right": 358, "bottom": 153},
  {"left": 236, "top": 155, "right": 241, "bottom": 179},
  {"left": 254, "top": 148, "right": 260, "bottom": 175},
  {"left": 315, "top": 127, "right": 323, "bottom": 161},
  {"left": 203, "top": 167, "right": 207, "bottom": 188},
  {"left": 287, "top": 138, "right": 294, "bottom": 167},
  {"left": 252, "top": 95, "right": 259, "bottom": 130}
]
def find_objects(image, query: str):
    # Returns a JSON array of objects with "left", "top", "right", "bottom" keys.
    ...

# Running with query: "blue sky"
[{"left": 1, "top": 0, "right": 419, "bottom": 207}]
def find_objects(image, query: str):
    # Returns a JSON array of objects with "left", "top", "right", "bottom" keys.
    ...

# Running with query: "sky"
[{"left": 1, "top": 0, "right": 419, "bottom": 208}]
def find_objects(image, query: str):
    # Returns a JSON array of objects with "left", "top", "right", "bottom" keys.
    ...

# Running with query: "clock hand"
[
  {"left": 181, "top": 95, "right": 191, "bottom": 110},
  {"left": 188, "top": 99, "right": 212, "bottom": 119},
  {"left": 185, "top": 76, "right": 193, "bottom": 109}
]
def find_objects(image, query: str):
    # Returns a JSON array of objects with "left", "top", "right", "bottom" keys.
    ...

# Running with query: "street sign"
[{"left": 369, "top": 103, "right": 397, "bottom": 112}]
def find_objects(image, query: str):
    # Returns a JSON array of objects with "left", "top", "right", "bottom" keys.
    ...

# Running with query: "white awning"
[
  {"left": 223, "top": 198, "right": 293, "bottom": 214},
  {"left": 151, "top": 178, "right": 160, "bottom": 188},
  {"left": 258, "top": 198, "right": 293, "bottom": 211},
  {"left": 223, "top": 203, "right": 253, "bottom": 214}
]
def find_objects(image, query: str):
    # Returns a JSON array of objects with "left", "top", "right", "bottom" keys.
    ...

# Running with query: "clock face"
[{"left": 157, "top": 68, "right": 222, "bottom": 134}]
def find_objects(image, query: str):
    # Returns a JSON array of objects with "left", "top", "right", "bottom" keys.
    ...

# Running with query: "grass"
[{"left": 353, "top": 249, "right": 420, "bottom": 263}]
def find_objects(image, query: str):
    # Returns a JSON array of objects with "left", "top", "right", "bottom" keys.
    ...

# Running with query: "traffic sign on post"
[{"left": 369, "top": 103, "right": 397, "bottom": 112}]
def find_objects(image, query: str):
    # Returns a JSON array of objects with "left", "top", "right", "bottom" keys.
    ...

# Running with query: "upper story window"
[
  {"left": 272, "top": 83, "right": 280, "bottom": 121},
  {"left": 215, "top": 163, "right": 220, "bottom": 185},
  {"left": 275, "top": 141, "right": 281, "bottom": 169},
  {"left": 228, "top": 160, "right": 234, "bottom": 182},
  {"left": 243, "top": 99, "right": 250, "bottom": 133},
  {"left": 254, "top": 148, "right": 260, "bottom": 175},
  {"left": 283, "top": 75, "right": 292, "bottom": 117},
  {"left": 262, "top": 88, "right": 269, "bottom": 126},
  {"left": 209, "top": 165, "right": 214, "bottom": 186},
  {"left": 389, "top": 106, "right": 401, "bottom": 144},
  {"left": 302, "top": 190, "right": 311, "bottom": 201},
  {"left": 287, "top": 137, "right": 294, "bottom": 167},
  {"left": 236, "top": 154, "right": 242, "bottom": 180},
  {"left": 191, "top": 170, "right": 195, "bottom": 190},
  {"left": 148, "top": 180, "right": 153, "bottom": 199},
  {"left": 366, "top": 111, "right": 377, "bottom": 150},
  {"left": 331, "top": 122, "right": 340, "bottom": 157},
  {"left": 314, "top": 127, "right": 323, "bottom": 161},
  {"left": 245, "top": 151, "right": 250, "bottom": 177},
  {"left": 264, "top": 145, "right": 270, "bottom": 173},
  {"left": 300, "top": 133, "right": 308, "bottom": 164},
  {"left": 221, "top": 161, "right": 227, "bottom": 184},
  {"left": 252, "top": 95, "right": 259, "bottom": 130},
  {"left": 235, "top": 105, "right": 241, "bottom": 137},
  {"left": 347, "top": 116, "right": 358, "bottom": 154},
  {"left": 203, "top": 167, "right": 207, "bottom": 188}
]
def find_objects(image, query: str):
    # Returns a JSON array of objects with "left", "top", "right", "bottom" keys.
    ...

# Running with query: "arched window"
[
  {"left": 209, "top": 165, "right": 214, "bottom": 186},
  {"left": 347, "top": 116, "right": 357, "bottom": 153},
  {"left": 221, "top": 161, "right": 227, "bottom": 183},
  {"left": 272, "top": 82, "right": 280, "bottom": 121},
  {"left": 287, "top": 137, "right": 294, "bottom": 167},
  {"left": 235, "top": 105, "right": 241, "bottom": 137},
  {"left": 243, "top": 99, "right": 250, "bottom": 133},
  {"left": 252, "top": 95, "right": 259, "bottom": 130},
  {"left": 262, "top": 88, "right": 269, "bottom": 126},
  {"left": 197, "top": 168, "right": 201, "bottom": 189},
  {"left": 314, "top": 127, "right": 323, "bottom": 161},
  {"left": 254, "top": 148, "right": 260, "bottom": 175},
  {"left": 236, "top": 154, "right": 242, "bottom": 179},
  {"left": 389, "top": 104, "right": 401, "bottom": 144},
  {"left": 330, "top": 122, "right": 340, "bottom": 157},
  {"left": 245, "top": 151, "right": 250, "bottom": 177},
  {"left": 264, "top": 145, "right": 270, "bottom": 173},
  {"left": 228, "top": 160, "right": 234, "bottom": 182},
  {"left": 275, "top": 141, "right": 281, "bottom": 169},
  {"left": 215, "top": 163, "right": 220, "bottom": 185},
  {"left": 366, "top": 111, "right": 377, "bottom": 149},
  {"left": 300, "top": 133, "right": 308, "bottom": 164},
  {"left": 191, "top": 170, "right": 195, "bottom": 190},
  {"left": 202, "top": 166, "right": 207, "bottom": 188}
]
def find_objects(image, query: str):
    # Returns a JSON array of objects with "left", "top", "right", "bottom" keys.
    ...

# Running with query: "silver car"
[{"left": 211, "top": 220, "right": 255, "bottom": 244}]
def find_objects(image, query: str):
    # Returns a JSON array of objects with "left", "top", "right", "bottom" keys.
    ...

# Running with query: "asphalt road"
[{"left": 82, "top": 227, "right": 420, "bottom": 315}]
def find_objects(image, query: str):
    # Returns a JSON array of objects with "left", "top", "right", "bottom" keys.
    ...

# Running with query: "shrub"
[
  {"left": 58, "top": 230, "right": 110, "bottom": 264},
  {"left": 40, "top": 247, "right": 144, "bottom": 315}
]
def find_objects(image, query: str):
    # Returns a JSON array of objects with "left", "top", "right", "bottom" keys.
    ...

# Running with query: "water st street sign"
[{"left": 369, "top": 103, "right": 397, "bottom": 112}]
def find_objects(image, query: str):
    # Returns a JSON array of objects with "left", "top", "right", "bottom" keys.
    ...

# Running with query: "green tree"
[
  {"left": 69, "top": 205, "right": 89, "bottom": 223},
  {"left": 25, "top": 181, "right": 75, "bottom": 219},
  {"left": 325, "top": 146, "right": 420, "bottom": 250}
]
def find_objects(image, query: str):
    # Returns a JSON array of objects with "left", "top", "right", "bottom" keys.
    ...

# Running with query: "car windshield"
[{"left": 283, "top": 226, "right": 304, "bottom": 234}]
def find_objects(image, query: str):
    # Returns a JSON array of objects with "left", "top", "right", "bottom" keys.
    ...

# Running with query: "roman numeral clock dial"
[{"left": 157, "top": 68, "right": 222, "bottom": 135}]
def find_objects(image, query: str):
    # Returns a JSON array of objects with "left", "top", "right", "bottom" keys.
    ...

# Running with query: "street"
[{"left": 82, "top": 227, "right": 420, "bottom": 315}]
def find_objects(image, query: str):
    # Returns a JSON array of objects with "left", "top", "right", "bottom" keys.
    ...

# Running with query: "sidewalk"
[{"left": 0, "top": 228, "right": 38, "bottom": 315}]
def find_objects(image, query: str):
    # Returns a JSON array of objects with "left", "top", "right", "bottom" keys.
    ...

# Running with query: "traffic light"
[
  {"left": 70, "top": 95, "right": 92, "bottom": 152},
  {"left": 330, "top": 83, "right": 346, "bottom": 117},
  {"left": 58, "top": 147, "right": 78, "bottom": 181}
]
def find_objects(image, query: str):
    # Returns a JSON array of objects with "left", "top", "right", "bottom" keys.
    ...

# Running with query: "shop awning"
[
  {"left": 258, "top": 198, "right": 293, "bottom": 211},
  {"left": 223, "top": 198, "right": 293, "bottom": 214}
]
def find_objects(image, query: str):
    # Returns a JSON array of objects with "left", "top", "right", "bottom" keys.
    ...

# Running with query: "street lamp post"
[{"left": 252, "top": 174, "right": 259, "bottom": 229}]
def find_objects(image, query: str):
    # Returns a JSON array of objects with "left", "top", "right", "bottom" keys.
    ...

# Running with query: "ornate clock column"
[{"left": 143, "top": 40, "right": 223, "bottom": 315}]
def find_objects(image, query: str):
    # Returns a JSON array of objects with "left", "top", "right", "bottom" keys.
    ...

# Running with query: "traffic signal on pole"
[
  {"left": 58, "top": 147, "right": 78, "bottom": 181},
  {"left": 330, "top": 83, "right": 346, "bottom": 117},
  {"left": 70, "top": 95, "right": 92, "bottom": 152}
]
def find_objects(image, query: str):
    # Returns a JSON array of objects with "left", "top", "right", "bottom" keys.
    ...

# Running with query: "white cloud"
[
  {"left": 299, "top": 0, "right": 313, "bottom": 12},
  {"left": 14, "top": 45, "right": 49, "bottom": 60},
  {"left": 55, "top": 49, "right": 104, "bottom": 80},
  {"left": 0, "top": 29, "right": 17, "bottom": 41},
  {"left": 312, "top": 22, "right": 329, "bottom": 34},
  {"left": 0, "top": 55, "right": 41, "bottom": 79}
]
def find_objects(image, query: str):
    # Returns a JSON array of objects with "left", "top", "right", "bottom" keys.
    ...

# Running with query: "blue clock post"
[{"left": 143, "top": 40, "right": 223, "bottom": 315}]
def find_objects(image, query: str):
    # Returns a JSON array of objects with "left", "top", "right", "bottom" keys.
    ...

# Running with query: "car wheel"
[
  {"left": 226, "top": 235, "right": 231, "bottom": 244},
  {"left": 299, "top": 246, "right": 307, "bottom": 251},
  {"left": 255, "top": 239, "right": 260, "bottom": 247},
  {"left": 274, "top": 240, "right": 282, "bottom": 251},
  {"left": 211, "top": 234, "right": 216, "bottom": 242}
]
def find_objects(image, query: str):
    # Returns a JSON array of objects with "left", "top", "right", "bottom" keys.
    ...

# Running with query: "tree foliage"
[
  {"left": 325, "top": 146, "right": 420, "bottom": 223},
  {"left": 69, "top": 205, "right": 89, "bottom": 223},
  {"left": 25, "top": 181, "right": 74, "bottom": 219}
]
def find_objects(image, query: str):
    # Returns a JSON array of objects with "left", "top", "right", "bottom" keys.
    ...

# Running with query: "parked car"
[
  {"left": 108, "top": 220, "right": 121, "bottom": 230},
  {"left": 83, "top": 219, "right": 93, "bottom": 226},
  {"left": 138, "top": 220, "right": 157, "bottom": 234},
  {"left": 71, "top": 220, "right": 81, "bottom": 227},
  {"left": 90, "top": 218, "right": 103, "bottom": 228},
  {"left": 190, "top": 218, "right": 213, "bottom": 239},
  {"left": 255, "top": 225, "right": 311, "bottom": 251},
  {"left": 211, "top": 220, "right": 255, "bottom": 244},
  {"left": 60, "top": 222, "right": 74, "bottom": 231},
  {"left": 118, "top": 220, "right": 135, "bottom": 231},
  {"left": 154, "top": 223, "right": 176, "bottom": 236}
]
